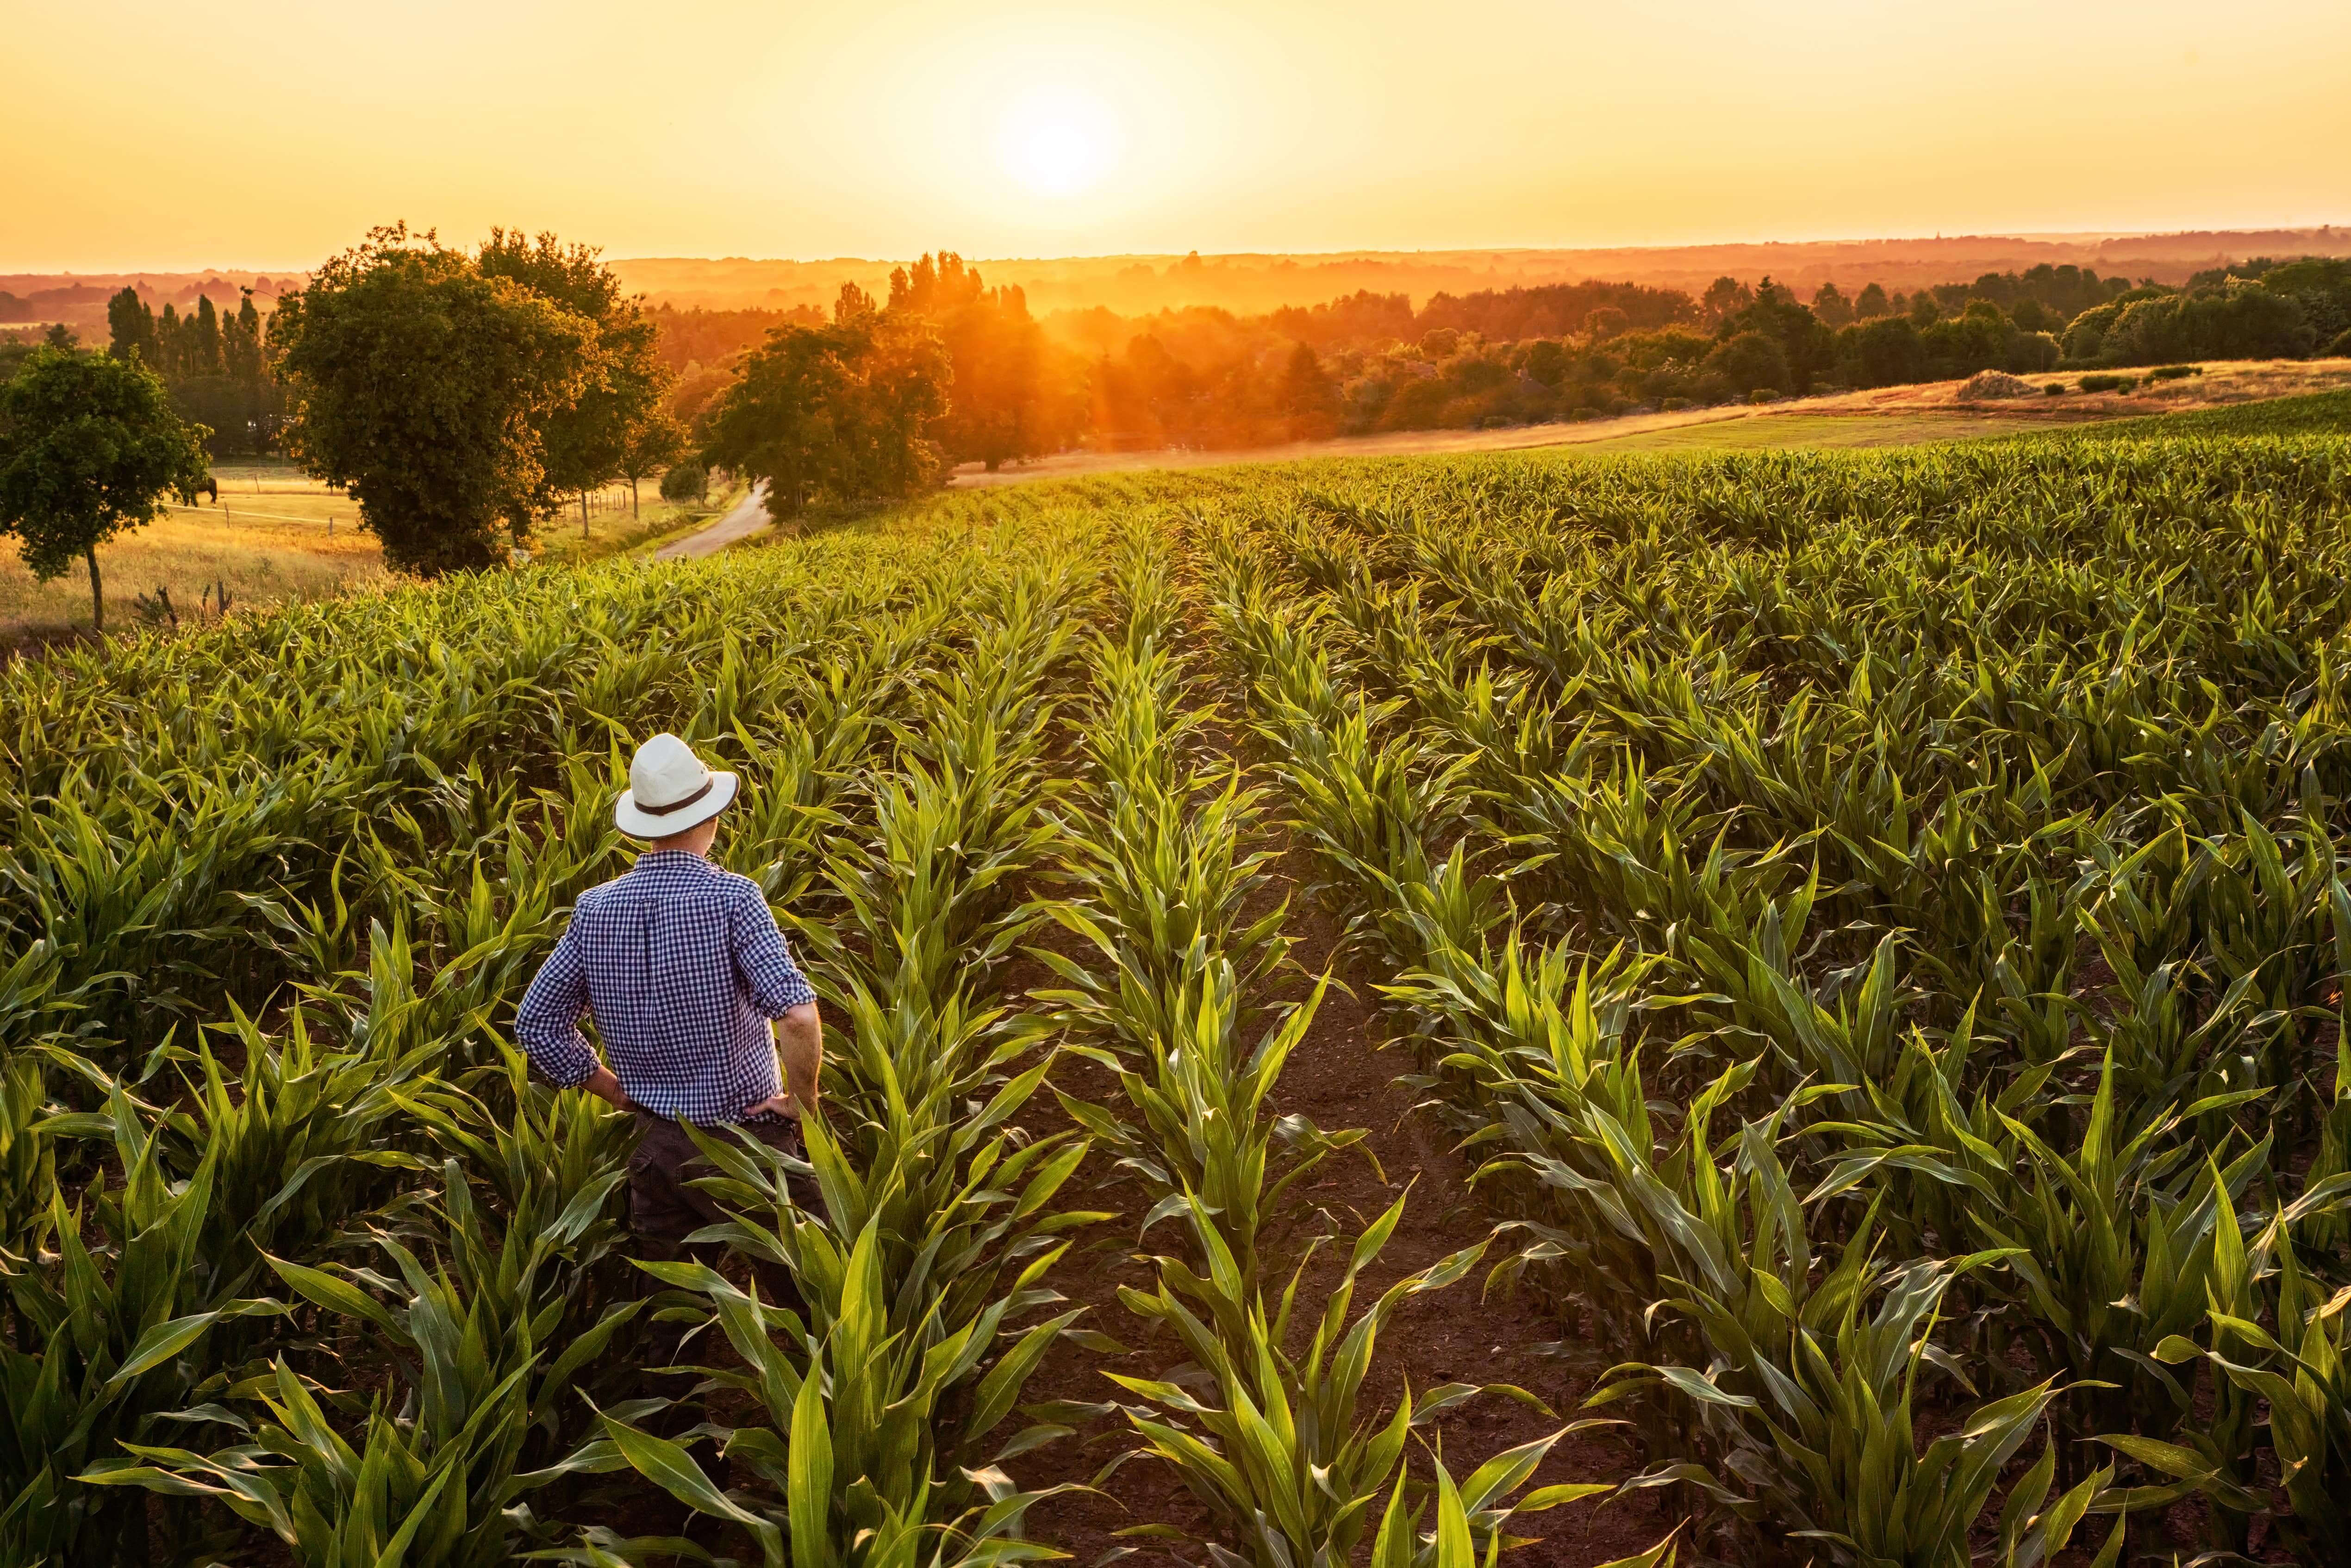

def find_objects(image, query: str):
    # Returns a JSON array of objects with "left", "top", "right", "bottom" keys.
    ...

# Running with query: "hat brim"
[{"left": 615, "top": 771, "right": 739, "bottom": 839}]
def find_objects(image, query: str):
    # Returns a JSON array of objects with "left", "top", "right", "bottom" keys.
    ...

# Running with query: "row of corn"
[
  {"left": 1196, "top": 436, "right": 2351, "bottom": 1564},
  {"left": 1036, "top": 524, "right": 1663, "bottom": 1567}
]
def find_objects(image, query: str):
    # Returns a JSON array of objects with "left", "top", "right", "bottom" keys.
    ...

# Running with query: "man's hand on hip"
[{"left": 582, "top": 1064, "right": 634, "bottom": 1113}]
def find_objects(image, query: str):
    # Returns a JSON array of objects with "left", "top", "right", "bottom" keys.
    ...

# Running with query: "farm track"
[{"left": 656, "top": 480, "right": 776, "bottom": 559}]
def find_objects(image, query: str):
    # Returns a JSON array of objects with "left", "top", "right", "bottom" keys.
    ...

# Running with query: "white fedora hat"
[{"left": 615, "top": 733, "right": 739, "bottom": 838}]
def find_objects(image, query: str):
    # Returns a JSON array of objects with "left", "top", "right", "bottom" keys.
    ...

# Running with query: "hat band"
[{"left": 637, "top": 776, "right": 715, "bottom": 816}]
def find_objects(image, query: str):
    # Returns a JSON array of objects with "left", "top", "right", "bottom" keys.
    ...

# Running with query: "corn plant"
[
  {"left": 0, "top": 1052, "right": 53, "bottom": 1276},
  {"left": 84, "top": 1158, "right": 639, "bottom": 1564},
  {"left": 1110, "top": 1195, "right": 1592, "bottom": 1568},
  {"left": 592, "top": 996, "right": 1100, "bottom": 1567},
  {"left": 0, "top": 1089, "right": 277, "bottom": 1567}
]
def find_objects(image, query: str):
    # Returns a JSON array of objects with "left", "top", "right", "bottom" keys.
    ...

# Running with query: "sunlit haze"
[{"left": 5, "top": 0, "right": 2348, "bottom": 270}]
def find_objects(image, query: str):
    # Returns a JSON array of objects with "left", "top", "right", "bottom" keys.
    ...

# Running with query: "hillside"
[
  {"left": 6, "top": 429, "right": 2351, "bottom": 1565},
  {"left": 605, "top": 227, "right": 2351, "bottom": 317}
]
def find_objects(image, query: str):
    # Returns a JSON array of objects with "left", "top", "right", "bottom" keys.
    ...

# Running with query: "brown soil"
[{"left": 1014, "top": 843, "right": 1677, "bottom": 1567}]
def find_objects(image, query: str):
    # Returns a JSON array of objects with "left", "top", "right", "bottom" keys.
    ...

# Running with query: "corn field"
[{"left": 2, "top": 432, "right": 2348, "bottom": 1566}]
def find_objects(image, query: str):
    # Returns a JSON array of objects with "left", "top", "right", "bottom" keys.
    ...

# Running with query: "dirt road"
[{"left": 655, "top": 482, "right": 771, "bottom": 560}]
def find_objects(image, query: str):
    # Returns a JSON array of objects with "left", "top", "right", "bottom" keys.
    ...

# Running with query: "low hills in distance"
[
  {"left": 10, "top": 225, "right": 2350, "bottom": 333},
  {"left": 606, "top": 227, "right": 2351, "bottom": 317}
]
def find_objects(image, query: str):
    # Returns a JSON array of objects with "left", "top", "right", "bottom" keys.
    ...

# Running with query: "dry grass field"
[{"left": 0, "top": 464, "right": 731, "bottom": 641}]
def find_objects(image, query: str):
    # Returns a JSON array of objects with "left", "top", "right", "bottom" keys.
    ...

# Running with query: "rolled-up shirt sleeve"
[
  {"left": 515, "top": 924, "right": 599, "bottom": 1087},
  {"left": 732, "top": 888, "right": 817, "bottom": 1017}
]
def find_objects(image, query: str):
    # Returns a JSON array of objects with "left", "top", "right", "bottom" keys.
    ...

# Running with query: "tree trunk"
[
  {"left": 630, "top": 476, "right": 639, "bottom": 517},
  {"left": 86, "top": 548, "right": 104, "bottom": 633},
  {"left": 580, "top": 492, "right": 590, "bottom": 539}
]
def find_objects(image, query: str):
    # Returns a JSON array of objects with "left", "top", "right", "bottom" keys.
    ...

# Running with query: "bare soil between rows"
[{"left": 1013, "top": 839, "right": 1677, "bottom": 1567}]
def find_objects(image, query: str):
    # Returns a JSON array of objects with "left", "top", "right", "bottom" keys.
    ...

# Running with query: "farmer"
[{"left": 516, "top": 732, "right": 828, "bottom": 1283}]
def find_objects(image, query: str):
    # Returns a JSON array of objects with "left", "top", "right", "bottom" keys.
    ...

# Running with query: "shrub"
[
  {"left": 2324, "top": 326, "right": 2351, "bottom": 357},
  {"left": 1749, "top": 387, "right": 1779, "bottom": 404},
  {"left": 2044, "top": 383, "right": 2065, "bottom": 395},
  {"left": 2147, "top": 364, "right": 2203, "bottom": 381},
  {"left": 1660, "top": 396, "right": 1691, "bottom": 412},
  {"left": 658, "top": 461, "right": 708, "bottom": 503},
  {"left": 2079, "top": 373, "right": 2137, "bottom": 392}
]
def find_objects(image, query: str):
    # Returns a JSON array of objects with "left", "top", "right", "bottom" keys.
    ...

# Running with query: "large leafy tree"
[
  {"left": 476, "top": 229, "right": 674, "bottom": 524},
  {"left": 0, "top": 346, "right": 210, "bottom": 631},
  {"left": 270, "top": 225, "right": 594, "bottom": 575},
  {"left": 702, "top": 286, "right": 947, "bottom": 516}
]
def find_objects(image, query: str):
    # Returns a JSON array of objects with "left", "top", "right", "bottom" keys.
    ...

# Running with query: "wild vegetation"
[{"left": 4, "top": 426, "right": 2351, "bottom": 1565}]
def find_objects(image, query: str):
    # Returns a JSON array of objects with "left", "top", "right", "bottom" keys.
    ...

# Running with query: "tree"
[
  {"left": 1718, "top": 282, "right": 1839, "bottom": 394},
  {"left": 187, "top": 296, "right": 224, "bottom": 376},
  {"left": 1700, "top": 276, "right": 1754, "bottom": 325},
  {"left": 1704, "top": 330, "right": 1790, "bottom": 397},
  {"left": 225, "top": 291, "right": 265, "bottom": 386},
  {"left": 1811, "top": 282, "right": 1854, "bottom": 329},
  {"left": 659, "top": 460, "right": 708, "bottom": 504},
  {"left": 1275, "top": 341, "right": 1339, "bottom": 439},
  {"left": 0, "top": 347, "right": 210, "bottom": 630},
  {"left": 1853, "top": 283, "right": 1892, "bottom": 319},
  {"left": 106, "top": 288, "right": 157, "bottom": 365},
  {"left": 270, "top": 224, "right": 595, "bottom": 575},
  {"left": 887, "top": 252, "right": 1081, "bottom": 471},
  {"left": 477, "top": 230, "right": 675, "bottom": 531},
  {"left": 2097, "top": 285, "right": 2314, "bottom": 365},
  {"left": 701, "top": 297, "right": 948, "bottom": 516},
  {"left": 618, "top": 411, "right": 686, "bottom": 517},
  {"left": 41, "top": 324, "right": 76, "bottom": 351},
  {"left": 1843, "top": 317, "right": 1927, "bottom": 387}
]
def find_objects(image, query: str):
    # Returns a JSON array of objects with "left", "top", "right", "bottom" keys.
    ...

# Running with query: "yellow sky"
[{"left": 7, "top": 0, "right": 2348, "bottom": 272}]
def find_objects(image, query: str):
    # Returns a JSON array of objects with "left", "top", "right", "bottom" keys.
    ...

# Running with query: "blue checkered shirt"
[{"left": 516, "top": 851, "right": 817, "bottom": 1125}]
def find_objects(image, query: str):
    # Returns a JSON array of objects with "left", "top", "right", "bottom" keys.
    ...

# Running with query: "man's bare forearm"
[
  {"left": 581, "top": 1064, "right": 632, "bottom": 1112},
  {"left": 776, "top": 1003, "right": 823, "bottom": 1118}
]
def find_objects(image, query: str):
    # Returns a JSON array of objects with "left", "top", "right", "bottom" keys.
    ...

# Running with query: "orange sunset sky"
[{"left": 7, "top": 0, "right": 2348, "bottom": 272}]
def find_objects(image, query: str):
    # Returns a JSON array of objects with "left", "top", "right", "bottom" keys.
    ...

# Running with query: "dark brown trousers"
[{"left": 628, "top": 1110, "right": 828, "bottom": 1400}]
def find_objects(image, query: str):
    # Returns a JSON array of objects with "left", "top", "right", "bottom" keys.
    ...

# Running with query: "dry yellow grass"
[
  {"left": 0, "top": 462, "right": 711, "bottom": 637},
  {"left": 0, "top": 505, "right": 388, "bottom": 636}
]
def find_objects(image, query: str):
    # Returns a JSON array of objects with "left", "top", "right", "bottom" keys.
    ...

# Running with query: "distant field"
[
  {"left": 2063, "top": 386, "right": 2351, "bottom": 439},
  {"left": 950, "top": 358, "right": 2351, "bottom": 486},
  {"left": 1562, "top": 409, "right": 2064, "bottom": 452}
]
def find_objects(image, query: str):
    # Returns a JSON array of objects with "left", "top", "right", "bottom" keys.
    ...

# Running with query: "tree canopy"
[
  {"left": 269, "top": 225, "right": 595, "bottom": 575},
  {"left": 0, "top": 346, "right": 210, "bottom": 630},
  {"left": 701, "top": 289, "right": 948, "bottom": 516},
  {"left": 477, "top": 229, "right": 675, "bottom": 511}
]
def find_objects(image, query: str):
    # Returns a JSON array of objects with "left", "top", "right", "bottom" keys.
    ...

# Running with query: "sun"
[{"left": 994, "top": 85, "right": 1124, "bottom": 199}]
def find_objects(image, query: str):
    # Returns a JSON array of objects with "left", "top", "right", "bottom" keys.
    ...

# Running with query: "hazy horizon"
[
  {"left": 9, "top": 0, "right": 2348, "bottom": 274},
  {"left": 11, "top": 225, "right": 2350, "bottom": 280}
]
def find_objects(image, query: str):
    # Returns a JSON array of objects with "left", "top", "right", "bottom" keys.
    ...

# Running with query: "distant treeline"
[
  {"left": 102, "top": 289, "right": 283, "bottom": 455},
  {"left": 649, "top": 253, "right": 2351, "bottom": 462}
]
